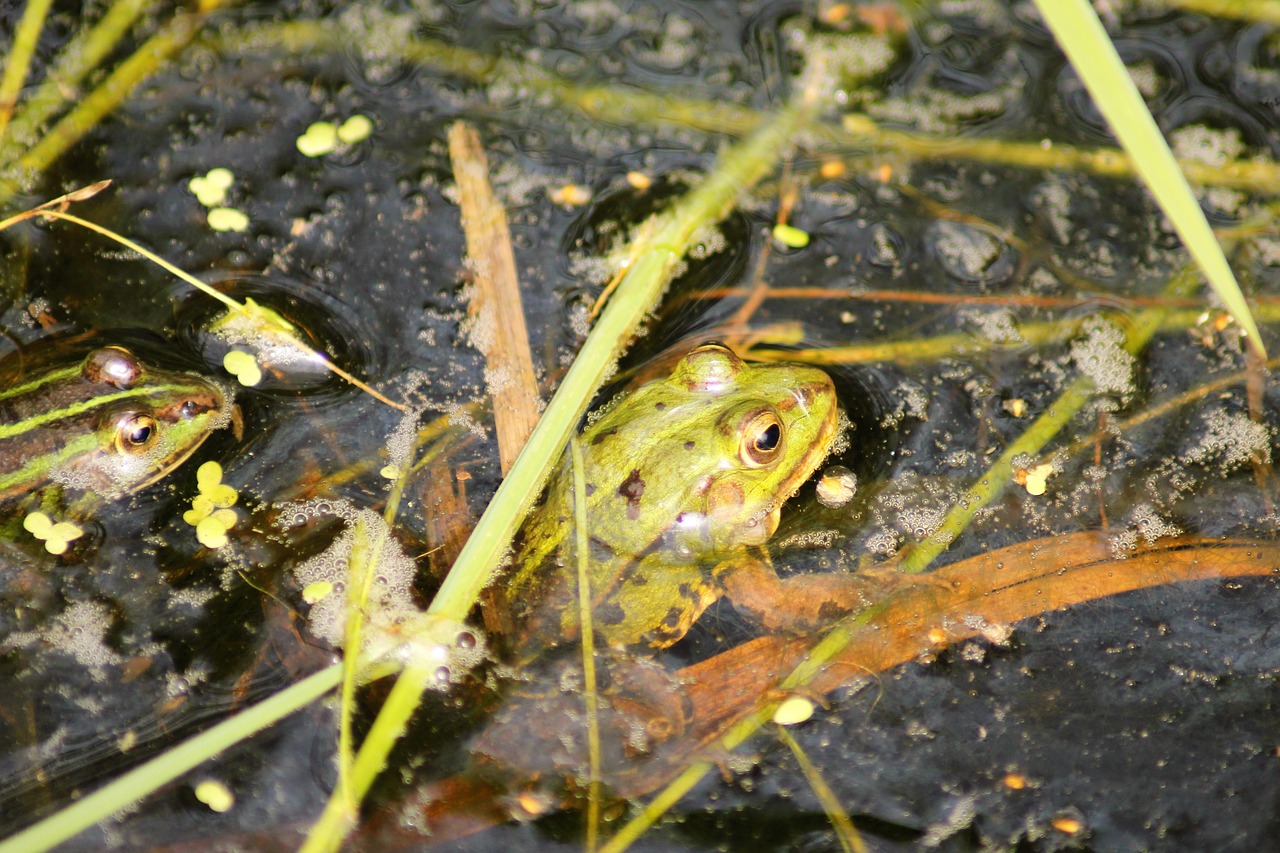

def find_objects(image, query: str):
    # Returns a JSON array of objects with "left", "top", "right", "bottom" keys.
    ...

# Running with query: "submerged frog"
[
  {"left": 475, "top": 342, "right": 888, "bottom": 797},
  {"left": 0, "top": 346, "right": 235, "bottom": 506},
  {"left": 505, "top": 341, "right": 868, "bottom": 661}
]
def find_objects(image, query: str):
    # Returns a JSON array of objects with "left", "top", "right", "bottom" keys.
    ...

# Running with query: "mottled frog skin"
[{"left": 506, "top": 342, "right": 839, "bottom": 658}]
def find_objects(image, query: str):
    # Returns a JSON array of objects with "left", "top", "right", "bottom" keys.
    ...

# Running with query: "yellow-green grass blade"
[
  {"left": 0, "top": 0, "right": 55, "bottom": 141},
  {"left": 1166, "top": 0, "right": 1280, "bottom": 24},
  {"left": 0, "top": 0, "right": 155, "bottom": 164},
  {"left": 0, "top": 1, "right": 236, "bottom": 209},
  {"left": 1032, "top": 0, "right": 1266, "bottom": 358}
]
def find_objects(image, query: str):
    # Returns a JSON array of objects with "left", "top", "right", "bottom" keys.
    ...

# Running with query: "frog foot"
[
  {"left": 857, "top": 561, "right": 956, "bottom": 597},
  {"left": 720, "top": 554, "right": 941, "bottom": 636}
]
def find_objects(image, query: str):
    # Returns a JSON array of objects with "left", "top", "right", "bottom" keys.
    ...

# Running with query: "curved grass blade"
[
  {"left": 0, "top": 1, "right": 236, "bottom": 209},
  {"left": 0, "top": 0, "right": 155, "bottom": 159},
  {"left": 35, "top": 209, "right": 407, "bottom": 410},
  {"left": 776, "top": 726, "right": 867, "bottom": 853}
]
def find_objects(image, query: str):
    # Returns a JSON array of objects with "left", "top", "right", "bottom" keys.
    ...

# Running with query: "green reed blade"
[
  {"left": 299, "top": 80, "right": 823, "bottom": 853},
  {"left": 1032, "top": 0, "right": 1266, "bottom": 358},
  {"left": 0, "top": 0, "right": 156, "bottom": 165}
]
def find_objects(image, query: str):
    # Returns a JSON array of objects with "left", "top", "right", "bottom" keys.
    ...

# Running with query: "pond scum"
[{"left": 2, "top": 2, "right": 1280, "bottom": 851}]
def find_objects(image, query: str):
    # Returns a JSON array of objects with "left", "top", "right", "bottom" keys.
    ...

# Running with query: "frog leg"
[{"left": 718, "top": 551, "right": 925, "bottom": 635}]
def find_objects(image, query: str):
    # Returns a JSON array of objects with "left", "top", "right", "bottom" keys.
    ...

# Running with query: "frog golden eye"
[
  {"left": 114, "top": 413, "right": 159, "bottom": 453},
  {"left": 740, "top": 411, "right": 784, "bottom": 466},
  {"left": 83, "top": 347, "right": 143, "bottom": 389}
]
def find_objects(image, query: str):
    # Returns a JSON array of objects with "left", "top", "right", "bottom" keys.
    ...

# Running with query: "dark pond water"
[{"left": 2, "top": 1, "right": 1280, "bottom": 851}]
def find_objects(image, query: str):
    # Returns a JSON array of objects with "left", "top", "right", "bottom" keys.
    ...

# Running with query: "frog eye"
[
  {"left": 113, "top": 413, "right": 159, "bottom": 453},
  {"left": 83, "top": 347, "right": 143, "bottom": 389},
  {"left": 740, "top": 410, "right": 784, "bottom": 467},
  {"left": 674, "top": 342, "right": 743, "bottom": 391}
]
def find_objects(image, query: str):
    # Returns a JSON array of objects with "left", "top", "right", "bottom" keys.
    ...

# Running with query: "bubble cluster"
[
  {"left": 961, "top": 307, "right": 1024, "bottom": 345},
  {"left": 1169, "top": 124, "right": 1245, "bottom": 168},
  {"left": 289, "top": 505, "right": 417, "bottom": 644},
  {"left": 375, "top": 617, "right": 488, "bottom": 688},
  {"left": 381, "top": 404, "right": 428, "bottom": 479},
  {"left": 1181, "top": 407, "right": 1271, "bottom": 471},
  {"left": 864, "top": 528, "right": 901, "bottom": 557},
  {"left": 8, "top": 601, "right": 123, "bottom": 677},
  {"left": 1069, "top": 317, "right": 1136, "bottom": 400},
  {"left": 898, "top": 505, "right": 946, "bottom": 542},
  {"left": 1130, "top": 503, "right": 1183, "bottom": 545},
  {"left": 929, "top": 221, "right": 1014, "bottom": 287}
]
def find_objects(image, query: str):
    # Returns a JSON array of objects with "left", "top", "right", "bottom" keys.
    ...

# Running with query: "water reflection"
[{"left": 1, "top": 1, "right": 1279, "bottom": 851}]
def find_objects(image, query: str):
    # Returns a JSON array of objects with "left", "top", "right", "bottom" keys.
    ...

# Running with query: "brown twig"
[{"left": 447, "top": 121, "right": 542, "bottom": 473}]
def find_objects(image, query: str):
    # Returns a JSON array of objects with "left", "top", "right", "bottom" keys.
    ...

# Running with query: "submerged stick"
[{"left": 448, "top": 121, "right": 542, "bottom": 470}]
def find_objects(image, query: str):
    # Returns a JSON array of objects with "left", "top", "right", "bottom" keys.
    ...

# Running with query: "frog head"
[
  {"left": 580, "top": 342, "right": 838, "bottom": 559},
  {"left": 672, "top": 343, "right": 837, "bottom": 551}
]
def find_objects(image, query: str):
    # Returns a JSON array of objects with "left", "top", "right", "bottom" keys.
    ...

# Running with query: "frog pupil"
[
  {"left": 128, "top": 423, "right": 153, "bottom": 445},
  {"left": 115, "top": 414, "right": 159, "bottom": 450},
  {"left": 756, "top": 423, "right": 781, "bottom": 451}
]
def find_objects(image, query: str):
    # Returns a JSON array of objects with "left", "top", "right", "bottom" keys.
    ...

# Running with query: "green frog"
[
  {"left": 0, "top": 345, "right": 235, "bottom": 506},
  {"left": 505, "top": 341, "right": 867, "bottom": 661},
  {"left": 475, "top": 342, "right": 887, "bottom": 798}
]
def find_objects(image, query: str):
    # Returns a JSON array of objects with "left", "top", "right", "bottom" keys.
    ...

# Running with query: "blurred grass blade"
[
  {"left": 0, "top": 1, "right": 235, "bottom": 209},
  {"left": 1, "top": 0, "right": 156, "bottom": 163},
  {"left": 1032, "top": 0, "right": 1266, "bottom": 358},
  {"left": 1166, "top": 0, "right": 1280, "bottom": 23},
  {"left": 776, "top": 726, "right": 867, "bottom": 853},
  {"left": 0, "top": 0, "right": 55, "bottom": 140}
]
